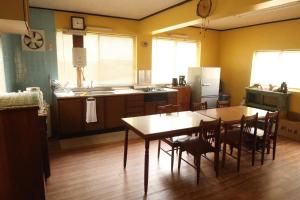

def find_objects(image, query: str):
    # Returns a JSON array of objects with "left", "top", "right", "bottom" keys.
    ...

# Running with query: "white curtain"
[
  {"left": 0, "top": 38, "right": 6, "bottom": 92},
  {"left": 152, "top": 38, "right": 198, "bottom": 84},
  {"left": 251, "top": 51, "right": 300, "bottom": 88},
  {"left": 56, "top": 32, "right": 135, "bottom": 86}
]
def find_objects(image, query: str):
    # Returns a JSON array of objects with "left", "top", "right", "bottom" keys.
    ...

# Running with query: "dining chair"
[
  {"left": 246, "top": 111, "right": 279, "bottom": 165},
  {"left": 157, "top": 104, "right": 191, "bottom": 171},
  {"left": 216, "top": 100, "right": 230, "bottom": 108},
  {"left": 192, "top": 101, "right": 208, "bottom": 111},
  {"left": 222, "top": 113, "right": 258, "bottom": 172},
  {"left": 178, "top": 119, "right": 221, "bottom": 184}
]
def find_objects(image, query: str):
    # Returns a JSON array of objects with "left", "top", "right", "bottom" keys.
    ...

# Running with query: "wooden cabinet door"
[
  {"left": 58, "top": 98, "right": 83, "bottom": 134},
  {"left": 84, "top": 97, "right": 105, "bottom": 131},
  {"left": 168, "top": 92, "right": 178, "bottom": 105},
  {"left": 176, "top": 87, "right": 191, "bottom": 111},
  {"left": 144, "top": 102, "right": 157, "bottom": 115},
  {"left": 126, "top": 94, "right": 145, "bottom": 117},
  {"left": 105, "top": 96, "right": 125, "bottom": 128}
]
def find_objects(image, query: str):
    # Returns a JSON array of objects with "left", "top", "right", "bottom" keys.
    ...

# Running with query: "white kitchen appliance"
[{"left": 187, "top": 67, "right": 221, "bottom": 108}]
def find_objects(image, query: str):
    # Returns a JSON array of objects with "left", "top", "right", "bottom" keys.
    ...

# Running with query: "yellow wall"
[{"left": 219, "top": 19, "right": 300, "bottom": 113}]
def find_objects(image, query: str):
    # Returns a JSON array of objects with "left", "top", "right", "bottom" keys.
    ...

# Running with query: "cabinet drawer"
[
  {"left": 126, "top": 111, "right": 144, "bottom": 117},
  {"left": 127, "top": 106, "right": 144, "bottom": 113},
  {"left": 126, "top": 100, "right": 144, "bottom": 108},
  {"left": 126, "top": 94, "right": 144, "bottom": 101}
]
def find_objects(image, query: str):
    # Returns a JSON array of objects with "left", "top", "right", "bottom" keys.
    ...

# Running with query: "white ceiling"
[
  {"left": 196, "top": 2, "right": 300, "bottom": 30},
  {"left": 29, "top": 0, "right": 187, "bottom": 20}
]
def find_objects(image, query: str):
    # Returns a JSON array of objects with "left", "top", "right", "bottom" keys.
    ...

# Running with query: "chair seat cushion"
[
  {"left": 163, "top": 135, "right": 191, "bottom": 145},
  {"left": 180, "top": 137, "right": 214, "bottom": 155},
  {"left": 248, "top": 128, "right": 264, "bottom": 137}
]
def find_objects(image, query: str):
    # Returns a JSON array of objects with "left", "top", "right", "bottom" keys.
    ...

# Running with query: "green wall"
[{"left": 1, "top": 8, "right": 58, "bottom": 103}]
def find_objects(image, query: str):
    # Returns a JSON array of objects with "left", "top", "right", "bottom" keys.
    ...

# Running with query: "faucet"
[{"left": 90, "top": 80, "right": 93, "bottom": 88}]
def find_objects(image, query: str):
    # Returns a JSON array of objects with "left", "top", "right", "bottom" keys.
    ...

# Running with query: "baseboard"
[
  {"left": 288, "top": 112, "right": 300, "bottom": 121},
  {"left": 59, "top": 130, "right": 139, "bottom": 150}
]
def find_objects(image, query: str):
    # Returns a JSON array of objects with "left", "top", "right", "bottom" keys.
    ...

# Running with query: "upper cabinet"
[{"left": 0, "top": 0, "right": 29, "bottom": 34}]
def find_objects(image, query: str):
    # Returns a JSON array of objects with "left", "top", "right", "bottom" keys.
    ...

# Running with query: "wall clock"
[
  {"left": 71, "top": 16, "right": 85, "bottom": 30},
  {"left": 22, "top": 29, "right": 45, "bottom": 51},
  {"left": 196, "top": 0, "right": 212, "bottom": 18}
]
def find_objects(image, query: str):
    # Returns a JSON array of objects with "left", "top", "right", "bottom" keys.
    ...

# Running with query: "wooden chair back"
[
  {"left": 263, "top": 111, "right": 279, "bottom": 138},
  {"left": 239, "top": 113, "right": 259, "bottom": 148},
  {"left": 198, "top": 118, "right": 222, "bottom": 149},
  {"left": 216, "top": 100, "right": 230, "bottom": 108},
  {"left": 192, "top": 102, "right": 208, "bottom": 111},
  {"left": 157, "top": 104, "right": 180, "bottom": 115}
]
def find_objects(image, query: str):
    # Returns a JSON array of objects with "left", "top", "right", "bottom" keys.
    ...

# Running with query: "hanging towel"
[{"left": 86, "top": 97, "right": 97, "bottom": 123}]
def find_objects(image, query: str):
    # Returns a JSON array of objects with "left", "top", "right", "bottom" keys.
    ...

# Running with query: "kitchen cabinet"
[
  {"left": 172, "top": 86, "right": 191, "bottom": 111},
  {"left": 55, "top": 91, "right": 178, "bottom": 137},
  {"left": 145, "top": 102, "right": 157, "bottom": 115},
  {"left": 58, "top": 98, "right": 84, "bottom": 134},
  {"left": 144, "top": 92, "right": 177, "bottom": 115},
  {"left": 126, "top": 94, "right": 144, "bottom": 117},
  {"left": 168, "top": 92, "right": 177, "bottom": 105},
  {"left": 84, "top": 97, "right": 105, "bottom": 131},
  {"left": 105, "top": 96, "right": 125, "bottom": 128}
]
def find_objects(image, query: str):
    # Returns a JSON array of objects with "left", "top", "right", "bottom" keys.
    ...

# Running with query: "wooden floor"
[{"left": 46, "top": 136, "right": 300, "bottom": 200}]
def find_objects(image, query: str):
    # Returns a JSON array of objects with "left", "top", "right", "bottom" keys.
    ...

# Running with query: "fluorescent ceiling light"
[
  {"left": 168, "top": 34, "right": 189, "bottom": 38},
  {"left": 254, "top": 0, "right": 300, "bottom": 10}
]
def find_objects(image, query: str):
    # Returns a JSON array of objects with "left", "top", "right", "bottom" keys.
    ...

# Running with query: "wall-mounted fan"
[{"left": 22, "top": 29, "right": 46, "bottom": 52}]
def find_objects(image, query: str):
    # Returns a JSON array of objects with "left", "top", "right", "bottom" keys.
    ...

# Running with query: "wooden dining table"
[
  {"left": 122, "top": 111, "right": 214, "bottom": 194},
  {"left": 196, "top": 106, "right": 269, "bottom": 125}
]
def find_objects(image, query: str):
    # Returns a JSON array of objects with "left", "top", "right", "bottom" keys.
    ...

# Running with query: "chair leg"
[
  {"left": 196, "top": 156, "right": 201, "bottom": 184},
  {"left": 273, "top": 138, "right": 277, "bottom": 160},
  {"left": 171, "top": 146, "right": 174, "bottom": 172},
  {"left": 267, "top": 140, "right": 271, "bottom": 154},
  {"left": 222, "top": 143, "right": 227, "bottom": 168},
  {"left": 157, "top": 140, "right": 161, "bottom": 159},
  {"left": 237, "top": 146, "right": 242, "bottom": 172},
  {"left": 215, "top": 150, "right": 219, "bottom": 177},
  {"left": 252, "top": 136, "right": 257, "bottom": 166},
  {"left": 230, "top": 145, "right": 233, "bottom": 155},
  {"left": 261, "top": 140, "right": 266, "bottom": 165},
  {"left": 178, "top": 149, "right": 182, "bottom": 170}
]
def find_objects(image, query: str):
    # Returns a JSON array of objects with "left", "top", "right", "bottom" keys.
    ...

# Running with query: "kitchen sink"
[
  {"left": 88, "top": 91, "right": 115, "bottom": 95},
  {"left": 73, "top": 90, "right": 115, "bottom": 96}
]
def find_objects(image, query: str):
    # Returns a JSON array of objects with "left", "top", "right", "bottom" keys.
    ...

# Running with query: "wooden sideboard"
[
  {"left": 245, "top": 88, "right": 291, "bottom": 117},
  {"left": 0, "top": 106, "right": 47, "bottom": 200}
]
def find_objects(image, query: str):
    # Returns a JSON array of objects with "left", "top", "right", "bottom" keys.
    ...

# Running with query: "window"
[
  {"left": 152, "top": 38, "right": 198, "bottom": 84},
  {"left": 56, "top": 32, "right": 135, "bottom": 86},
  {"left": 251, "top": 51, "right": 300, "bottom": 88},
  {"left": 0, "top": 37, "right": 6, "bottom": 92}
]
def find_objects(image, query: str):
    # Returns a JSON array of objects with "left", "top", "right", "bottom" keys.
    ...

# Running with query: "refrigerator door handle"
[{"left": 201, "top": 83, "right": 212, "bottom": 86}]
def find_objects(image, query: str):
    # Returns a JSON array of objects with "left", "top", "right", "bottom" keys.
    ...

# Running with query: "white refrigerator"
[{"left": 187, "top": 67, "right": 221, "bottom": 108}]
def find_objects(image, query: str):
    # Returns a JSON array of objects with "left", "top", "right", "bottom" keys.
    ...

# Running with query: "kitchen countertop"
[{"left": 54, "top": 88, "right": 178, "bottom": 99}]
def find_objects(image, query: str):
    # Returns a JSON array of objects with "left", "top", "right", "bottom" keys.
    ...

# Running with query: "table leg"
[
  {"left": 144, "top": 140, "right": 150, "bottom": 194},
  {"left": 123, "top": 128, "right": 129, "bottom": 169}
]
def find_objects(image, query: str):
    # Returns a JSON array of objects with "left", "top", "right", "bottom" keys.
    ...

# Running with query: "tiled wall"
[
  {"left": 1, "top": 8, "right": 58, "bottom": 103},
  {"left": 1, "top": 34, "right": 17, "bottom": 92}
]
